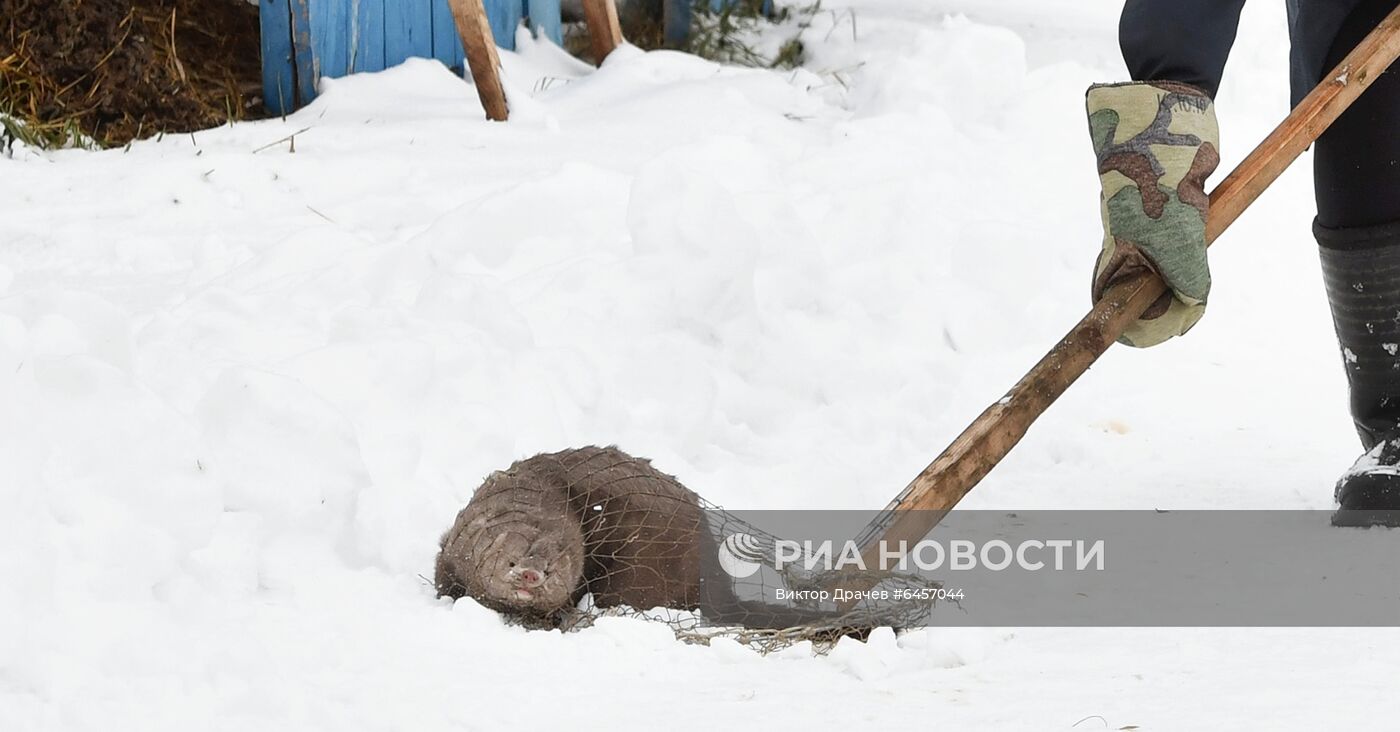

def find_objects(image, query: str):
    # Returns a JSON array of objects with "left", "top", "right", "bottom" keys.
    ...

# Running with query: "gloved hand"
[{"left": 1087, "top": 81, "right": 1220, "bottom": 347}]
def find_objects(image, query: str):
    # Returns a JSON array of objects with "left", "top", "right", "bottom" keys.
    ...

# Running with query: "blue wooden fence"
[
  {"left": 261, "top": 0, "right": 563, "bottom": 115},
  {"left": 258, "top": 0, "right": 761, "bottom": 116}
]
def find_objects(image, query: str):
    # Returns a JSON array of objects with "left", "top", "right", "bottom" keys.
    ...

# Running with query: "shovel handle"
[{"left": 856, "top": 4, "right": 1400, "bottom": 552}]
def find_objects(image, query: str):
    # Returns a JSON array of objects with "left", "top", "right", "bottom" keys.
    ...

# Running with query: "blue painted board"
[
  {"left": 260, "top": 0, "right": 296, "bottom": 115},
  {"left": 431, "top": 0, "right": 466, "bottom": 71},
  {"left": 710, "top": 0, "right": 772, "bottom": 13},
  {"left": 386, "top": 0, "right": 435, "bottom": 67},
  {"left": 289, "top": 0, "right": 318, "bottom": 106},
  {"left": 484, "top": 0, "right": 524, "bottom": 51},
  {"left": 663, "top": 0, "right": 690, "bottom": 47},
  {"left": 526, "top": 0, "right": 562, "bottom": 44},
  {"left": 311, "top": 0, "right": 352, "bottom": 80},
  {"left": 352, "top": 0, "right": 387, "bottom": 72}
]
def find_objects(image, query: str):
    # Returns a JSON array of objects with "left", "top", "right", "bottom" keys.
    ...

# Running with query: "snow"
[{"left": 3, "top": 1, "right": 1396, "bottom": 729}]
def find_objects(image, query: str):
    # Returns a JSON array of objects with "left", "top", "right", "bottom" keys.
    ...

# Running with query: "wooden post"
[
  {"left": 447, "top": 0, "right": 509, "bottom": 121},
  {"left": 839, "top": 2, "right": 1400, "bottom": 598},
  {"left": 581, "top": 0, "right": 623, "bottom": 64}
]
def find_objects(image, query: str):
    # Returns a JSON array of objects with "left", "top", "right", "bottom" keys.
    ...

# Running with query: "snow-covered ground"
[{"left": 3, "top": 1, "right": 1396, "bottom": 729}]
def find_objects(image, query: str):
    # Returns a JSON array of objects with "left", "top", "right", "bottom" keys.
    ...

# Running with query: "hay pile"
[{"left": 1, "top": 0, "right": 263, "bottom": 148}]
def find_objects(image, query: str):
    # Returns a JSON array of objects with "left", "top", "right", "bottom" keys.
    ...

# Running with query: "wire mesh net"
[{"left": 435, "top": 446, "right": 943, "bottom": 652}]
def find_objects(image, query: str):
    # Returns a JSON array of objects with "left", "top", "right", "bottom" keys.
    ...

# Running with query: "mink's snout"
[{"left": 509, "top": 566, "right": 545, "bottom": 589}]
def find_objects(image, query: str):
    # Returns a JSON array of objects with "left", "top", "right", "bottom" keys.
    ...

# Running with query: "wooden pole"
[
  {"left": 581, "top": 0, "right": 623, "bottom": 64},
  {"left": 849, "top": 4, "right": 1400, "bottom": 566},
  {"left": 448, "top": 0, "right": 509, "bottom": 121}
]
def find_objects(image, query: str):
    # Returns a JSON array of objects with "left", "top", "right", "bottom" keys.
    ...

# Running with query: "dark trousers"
[{"left": 1314, "top": 0, "right": 1400, "bottom": 231}]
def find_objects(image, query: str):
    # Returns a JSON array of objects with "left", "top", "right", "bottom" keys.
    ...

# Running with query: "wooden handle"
[
  {"left": 852, "top": 4, "right": 1400, "bottom": 556},
  {"left": 448, "top": 0, "right": 509, "bottom": 121}
]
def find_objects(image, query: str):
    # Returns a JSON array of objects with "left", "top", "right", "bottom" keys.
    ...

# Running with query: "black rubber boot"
[{"left": 1317, "top": 220, "right": 1400, "bottom": 527}]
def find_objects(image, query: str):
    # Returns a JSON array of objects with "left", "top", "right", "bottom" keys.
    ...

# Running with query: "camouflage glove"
[{"left": 1087, "top": 81, "right": 1220, "bottom": 347}]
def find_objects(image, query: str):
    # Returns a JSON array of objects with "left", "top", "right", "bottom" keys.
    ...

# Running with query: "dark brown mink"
[
  {"left": 435, "top": 445, "right": 841, "bottom": 629},
  {"left": 434, "top": 446, "right": 703, "bottom": 626}
]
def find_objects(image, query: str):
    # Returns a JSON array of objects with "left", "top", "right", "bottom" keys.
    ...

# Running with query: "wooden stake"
[
  {"left": 448, "top": 0, "right": 509, "bottom": 121},
  {"left": 849, "top": 4, "right": 1400, "bottom": 567},
  {"left": 581, "top": 0, "right": 623, "bottom": 64}
]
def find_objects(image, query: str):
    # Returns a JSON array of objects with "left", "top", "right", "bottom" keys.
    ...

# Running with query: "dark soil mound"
[{"left": 1, "top": 0, "right": 264, "bottom": 148}]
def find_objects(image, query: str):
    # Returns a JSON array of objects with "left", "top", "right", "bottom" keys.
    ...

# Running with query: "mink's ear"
[{"left": 474, "top": 470, "right": 506, "bottom": 490}]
